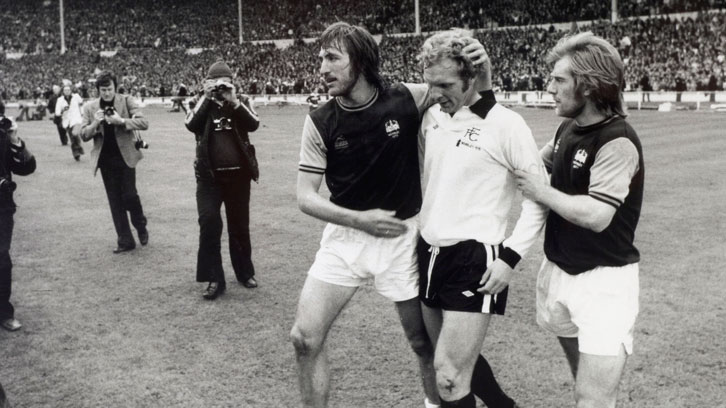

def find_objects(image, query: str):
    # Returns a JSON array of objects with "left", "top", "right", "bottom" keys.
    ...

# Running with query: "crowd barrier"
[
  {"left": 513, "top": 91, "right": 726, "bottom": 111},
  {"left": 5, "top": 92, "right": 726, "bottom": 112}
]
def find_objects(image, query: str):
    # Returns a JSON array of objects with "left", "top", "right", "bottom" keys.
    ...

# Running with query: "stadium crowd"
[
  {"left": 0, "top": 0, "right": 719, "bottom": 52},
  {"left": 590, "top": 12, "right": 726, "bottom": 92},
  {"left": 1, "top": 1, "right": 724, "bottom": 100}
]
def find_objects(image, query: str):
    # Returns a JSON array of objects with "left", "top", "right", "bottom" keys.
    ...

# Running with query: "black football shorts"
[{"left": 417, "top": 238, "right": 508, "bottom": 314}]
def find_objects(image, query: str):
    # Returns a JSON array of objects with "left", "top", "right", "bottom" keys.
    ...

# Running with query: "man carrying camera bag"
[
  {"left": 185, "top": 60, "right": 260, "bottom": 300},
  {"left": 80, "top": 71, "right": 150, "bottom": 254},
  {"left": 0, "top": 101, "right": 36, "bottom": 332}
]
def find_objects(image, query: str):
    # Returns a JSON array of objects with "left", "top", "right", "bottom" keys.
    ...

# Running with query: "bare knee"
[
  {"left": 434, "top": 359, "right": 469, "bottom": 400},
  {"left": 406, "top": 331, "right": 434, "bottom": 358},
  {"left": 290, "top": 324, "right": 324, "bottom": 358}
]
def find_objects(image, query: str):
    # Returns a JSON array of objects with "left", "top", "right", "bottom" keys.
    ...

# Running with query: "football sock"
[
  {"left": 424, "top": 397, "right": 441, "bottom": 408},
  {"left": 440, "top": 393, "right": 475, "bottom": 408},
  {"left": 471, "top": 355, "right": 516, "bottom": 408}
]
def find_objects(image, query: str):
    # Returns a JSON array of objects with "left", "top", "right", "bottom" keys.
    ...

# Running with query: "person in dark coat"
[{"left": 184, "top": 60, "right": 261, "bottom": 300}]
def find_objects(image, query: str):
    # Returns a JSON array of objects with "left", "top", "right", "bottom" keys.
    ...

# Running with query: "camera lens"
[{"left": 0, "top": 178, "right": 16, "bottom": 193}]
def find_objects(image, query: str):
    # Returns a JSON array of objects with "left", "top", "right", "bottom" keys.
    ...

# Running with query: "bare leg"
[
  {"left": 425, "top": 304, "right": 513, "bottom": 407},
  {"left": 395, "top": 298, "right": 439, "bottom": 405},
  {"left": 421, "top": 302, "right": 443, "bottom": 345},
  {"left": 290, "top": 277, "right": 357, "bottom": 408},
  {"left": 0, "top": 381, "right": 9, "bottom": 408},
  {"left": 558, "top": 338, "right": 628, "bottom": 408},
  {"left": 558, "top": 336, "right": 580, "bottom": 378},
  {"left": 575, "top": 347, "right": 627, "bottom": 408},
  {"left": 435, "top": 311, "right": 491, "bottom": 402}
]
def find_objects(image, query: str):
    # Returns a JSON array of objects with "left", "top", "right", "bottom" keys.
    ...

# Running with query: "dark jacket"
[
  {"left": 47, "top": 93, "right": 59, "bottom": 115},
  {"left": 185, "top": 95, "right": 260, "bottom": 181},
  {"left": 0, "top": 128, "right": 36, "bottom": 211}
]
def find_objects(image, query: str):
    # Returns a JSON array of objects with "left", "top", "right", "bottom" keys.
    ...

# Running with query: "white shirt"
[
  {"left": 55, "top": 93, "right": 83, "bottom": 129},
  {"left": 418, "top": 98, "right": 549, "bottom": 262}
]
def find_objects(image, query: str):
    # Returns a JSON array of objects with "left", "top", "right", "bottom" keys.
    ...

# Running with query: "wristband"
[{"left": 498, "top": 247, "right": 521, "bottom": 269}]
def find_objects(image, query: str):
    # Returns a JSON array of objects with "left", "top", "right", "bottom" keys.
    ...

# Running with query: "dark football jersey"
[
  {"left": 299, "top": 83, "right": 430, "bottom": 219},
  {"left": 544, "top": 116, "right": 644, "bottom": 274}
]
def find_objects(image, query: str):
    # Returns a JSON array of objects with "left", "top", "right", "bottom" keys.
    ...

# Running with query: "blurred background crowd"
[{"left": 0, "top": 0, "right": 724, "bottom": 100}]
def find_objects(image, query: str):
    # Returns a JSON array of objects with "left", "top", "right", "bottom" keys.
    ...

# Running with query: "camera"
[
  {"left": 103, "top": 106, "right": 116, "bottom": 116},
  {"left": 211, "top": 82, "right": 233, "bottom": 102},
  {"left": 135, "top": 139, "right": 149, "bottom": 150},
  {"left": 0, "top": 116, "right": 12, "bottom": 133},
  {"left": 0, "top": 177, "right": 16, "bottom": 194}
]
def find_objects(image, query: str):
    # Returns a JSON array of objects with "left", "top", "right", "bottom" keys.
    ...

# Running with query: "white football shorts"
[
  {"left": 536, "top": 258, "right": 640, "bottom": 356},
  {"left": 308, "top": 216, "right": 419, "bottom": 302}
]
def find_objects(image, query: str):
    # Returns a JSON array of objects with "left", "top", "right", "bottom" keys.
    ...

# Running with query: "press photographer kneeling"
[
  {"left": 0, "top": 101, "right": 37, "bottom": 332},
  {"left": 80, "top": 71, "right": 150, "bottom": 253}
]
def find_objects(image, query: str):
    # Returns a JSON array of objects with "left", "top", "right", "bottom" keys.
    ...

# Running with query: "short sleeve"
[
  {"left": 588, "top": 138, "right": 640, "bottom": 208},
  {"left": 298, "top": 115, "right": 327, "bottom": 175},
  {"left": 402, "top": 83, "right": 433, "bottom": 115}
]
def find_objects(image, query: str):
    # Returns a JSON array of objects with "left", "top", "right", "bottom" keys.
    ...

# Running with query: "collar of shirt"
[{"left": 469, "top": 90, "right": 497, "bottom": 119}]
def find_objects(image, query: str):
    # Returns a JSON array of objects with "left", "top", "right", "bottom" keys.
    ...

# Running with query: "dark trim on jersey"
[
  {"left": 299, "top": 164, "right": 325, "bottom": 174},
  {"left": 469, "top": 90, "right": 497, "bottom": 119},
  {"left": 335, "top": 89, "right": 379, "bottom": 112},
  {"left": 498, "top": 247, "right": 522, "bottom": 269},
  {"left": 572, "top": 115, "right": 619, "bottom": 134},
  {"left": 589, "top": 191, "right": 621, "bottom": 208}
]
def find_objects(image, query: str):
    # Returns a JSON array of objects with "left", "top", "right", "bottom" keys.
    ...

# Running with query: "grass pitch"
[{"left": 0, "top": 104, "right": 724, "bottom": 407}]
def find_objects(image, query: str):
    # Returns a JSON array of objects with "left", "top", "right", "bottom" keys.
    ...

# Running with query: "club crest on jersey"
[
  {"left": 464, "top": 126, "right": 481, "bottom": 142},
  {"left": 572, "top": 148, "right": 588, "bottom": 169},
  {"left": 385, "top": 120, "right": 400, "bottom": 138},
  {"left": 455, "top": 127, "right": 483, "bottom": 151},
  {"left": 334, "top": 136, "right": 349, "bottom": 150}
]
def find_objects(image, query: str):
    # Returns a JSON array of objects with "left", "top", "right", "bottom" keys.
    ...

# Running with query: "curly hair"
[
  {"left": 418, "top": 29, "right": 479, "bottom": 82},
  {"left": 547, "top": 32, "right": 627, "bottom": 117}
]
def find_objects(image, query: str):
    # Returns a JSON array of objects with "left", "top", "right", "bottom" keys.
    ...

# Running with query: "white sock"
[{"left": 424, "top": 397, "right": 441, "bottom": 408}]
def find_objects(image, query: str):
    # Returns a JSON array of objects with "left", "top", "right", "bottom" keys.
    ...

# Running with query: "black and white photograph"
[{"left": 0, "top": 0, "right": 724, "bottom": 406}]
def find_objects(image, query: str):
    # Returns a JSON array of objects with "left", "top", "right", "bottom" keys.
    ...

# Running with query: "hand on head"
[{"left": 463, "top": 39, "right": 492, "bottom": 90}]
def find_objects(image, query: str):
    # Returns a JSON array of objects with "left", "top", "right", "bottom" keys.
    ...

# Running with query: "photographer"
[
  {"left": 80, "top": 71, "right": 149, "bottom": 254},
  {"left": 0, "top": 101, "right": 37, "bottom": 332},
  {"left": 185, "top": 60, "right": 260, "bottom": 300}
]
